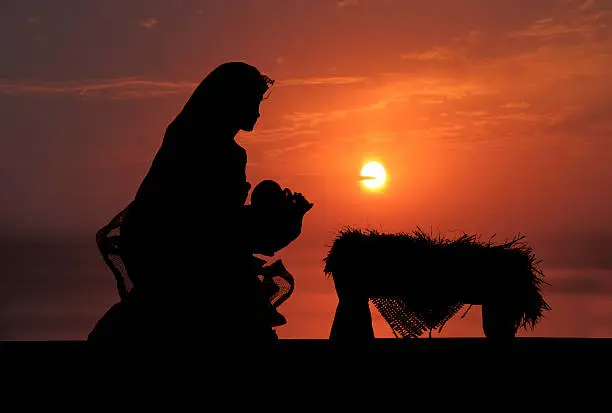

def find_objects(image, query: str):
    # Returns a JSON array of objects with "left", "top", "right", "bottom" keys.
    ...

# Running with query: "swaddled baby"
[
  {"left": 247, "top": 179, "right": 313, "bottom": 328},
  {"left": 248, "top": 179, "right": 313, "bottom": 257}
]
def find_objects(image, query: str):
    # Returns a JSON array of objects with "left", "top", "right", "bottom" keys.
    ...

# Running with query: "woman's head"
[{"left": 177, "top": 62, "right": 274, "bottom": 133}]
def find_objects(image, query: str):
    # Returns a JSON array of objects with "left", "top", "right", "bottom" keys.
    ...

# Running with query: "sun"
[{"left": 360, "top": 161, "right": 386, "bottom": 190}]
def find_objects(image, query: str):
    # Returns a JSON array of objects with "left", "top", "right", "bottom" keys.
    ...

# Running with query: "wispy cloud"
[
  {"left": 548, "top": 96, "right": 612, "bottom": 137},
  {"left": 264, "top": 141, "right": 318, "bottom": 157},
  {"left": 501, "top": 101, "right": 531, "bottom": 109},
  {"left": 400, "top": 47, "right": 458, "bottom": 61},
  {"left": 577, "top": 0, "right": 596, "bottom": 11},
  {"left": 276, "top": 73, "right": 495, "bottom": 133},
  {"left": 139, "top": 18, "right": 159, "bottom": 29},
  {"left": 250, "top": 125, "right": 318, "bottom": 143},
  {"left": 509, "top": 16, "right": 595, "bottom": 38},
  {"left": 278, "top": 76, "right": 367, "bottom": 86},
  {"left": 0, "top": 78, "right": 196, "bottom": 99},
  {"left": 338, "top": 132, "right": 398, "bottom": 144},
  {"left": 509, "top": 4, "right": 612, "bottom": 40},
  {"left": 376, "top": 75, "right": 496, "bottom": 100},
  {"left": 0, "top": 75, "right": 368, "bottom": 99},
  {"left": 267, "top": 5, "right": 611, "bottom": 148},
  {"left": 399, "top": 31, "right": 480, "bottom": 63},
  {"left": 337, "top": 0, "right": 359, "bottom": 8},
  {"left": 399, "top": 8, "right": 611, "bottom": 81},
  {"left": 547, "top": 270, "right": 612, "bottom": 296},
  {"left": 282, "top": 93, "right": 408, "bottom": 128}
]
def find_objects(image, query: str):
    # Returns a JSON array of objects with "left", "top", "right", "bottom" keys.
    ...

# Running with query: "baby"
[
  {"left": 248, "top": 179, "right": 313, "bottom": 257},
  {"left": 250, "top": 179, "right": 287, "bottom": 210},
  {"left": 247, "top": 179, "right": 313, "bottom": 328}
]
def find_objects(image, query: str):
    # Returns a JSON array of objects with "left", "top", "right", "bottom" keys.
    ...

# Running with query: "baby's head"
[{"left": 251, "top": 179, "right": 285, "bottom": 208}]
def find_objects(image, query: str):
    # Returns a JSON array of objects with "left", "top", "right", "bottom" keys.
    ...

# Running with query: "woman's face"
[{"left": 236, "top": 92, "right": 265, "bottom": 132}]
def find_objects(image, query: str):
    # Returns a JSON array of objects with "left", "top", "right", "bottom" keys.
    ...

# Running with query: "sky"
[{"left": 1, "top": 0, "right": 612, "bottom": 340}]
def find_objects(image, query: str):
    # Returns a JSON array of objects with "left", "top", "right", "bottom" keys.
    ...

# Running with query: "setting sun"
[{"left": 360, "top": 161, "right": 386, "bottom": 190}]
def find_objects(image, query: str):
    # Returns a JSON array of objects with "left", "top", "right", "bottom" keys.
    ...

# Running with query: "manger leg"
[
  {"left": 481, "top": 302, "right": 519, "bottom": 339},
  {"left": 329, "top": 295, "right": 375, "bottom": 343}
]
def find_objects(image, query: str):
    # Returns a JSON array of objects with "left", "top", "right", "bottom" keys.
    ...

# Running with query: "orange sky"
[{"left": 1, "top": 0, "right": 612, "bottom": 339}]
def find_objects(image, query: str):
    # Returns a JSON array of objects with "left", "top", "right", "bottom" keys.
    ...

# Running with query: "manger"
[{"left": 323, "top": 228, "right": 551, "bottom": 342}]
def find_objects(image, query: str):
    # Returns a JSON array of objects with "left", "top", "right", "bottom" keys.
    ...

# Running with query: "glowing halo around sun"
[{"left": 360, "top": 161, "right": 386, "bottom": 190}]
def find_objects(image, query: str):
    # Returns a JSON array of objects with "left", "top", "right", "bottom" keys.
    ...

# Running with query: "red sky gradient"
[{"left": 2, "top": 0, "right": 612, "bottom": 339}]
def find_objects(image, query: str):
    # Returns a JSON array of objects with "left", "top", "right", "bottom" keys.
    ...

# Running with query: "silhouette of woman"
[{"left": 89, "top": 62, "right": 278, "bottom": 350}]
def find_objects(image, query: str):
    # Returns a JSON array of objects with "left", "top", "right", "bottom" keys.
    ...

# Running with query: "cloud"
[
  {"left": 0, "top": 75, "right": 369, "bottom": 99},
  {"left": 548, "top": 96, "right": 612, "bottom": 138},
  {"left": 577, "top": 0, "right": 596, "bottom": 11},
  {"left": 398, "top": 8, "right": 611, "bottom": 81},
  {"left": 282, "top": 93, "right": 407, "bottom": 128},
  {"left": 264, "top": 6, "right": 611, "bottom": 148},
  {"left": 276, "top": 73, "right": 495, "bottom": 132},
  {"left": 340, "top": 132, "right": 397, "bottom": 144},
  {"left": 543, "top": 229, "right": 612, "bottom": 270},
  {"left": 547, "top": 270, "right": 612, "bottom": 296},
  {"left": 399, "top": 31, "right": 480, "bottom": 63},
  {"left": 278, "top": 76, "right": 367, "bottom": 86},
  {"left": 250, "top": 125, "right": 318, "bottom": 143},
  {"left": 501, "top": 102, "right": 531, "bottom": 109},
  {"left": 263, "top": 141, "right": 318, "bottom": 157},
  {"left": 376, "top": 74, "right": 496, "bottom": 101},
  {"left": 508, "top": 5, "right": 612, "bottom": 40},
  {"left": 509, "top": 16, "right": 595, "bottom": 38},
  {"left": 337, "top": 0, "right": 359, "bottom": 7},
  {"left": 400, "top": 47, "right": 458, "bottom": 61},
  {"left": 139, "top": 18, "right": 159, "bottom": 29},
  {"left": 455, "top": 110, "right": 489, "bottom": 117},
  {"left": 0, "top": 78, "right": 197, "bottom": 99}
]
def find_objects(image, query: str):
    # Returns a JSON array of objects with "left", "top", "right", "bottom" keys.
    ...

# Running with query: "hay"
[{"left": 323, "top": 227, "right": 551, "bottom": 338}]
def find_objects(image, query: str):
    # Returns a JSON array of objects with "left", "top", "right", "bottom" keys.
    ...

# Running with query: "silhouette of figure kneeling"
[{"left": 88, "top": 62, "right": 309, "bottom": 353}]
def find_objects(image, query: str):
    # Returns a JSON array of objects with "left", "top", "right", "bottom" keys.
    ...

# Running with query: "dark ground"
[
  {"left": 2, "top": 338, "right": 609, "bottom": 402},
  {"left": 3, "top": 338, "right": 611, "bottom": 371}
]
